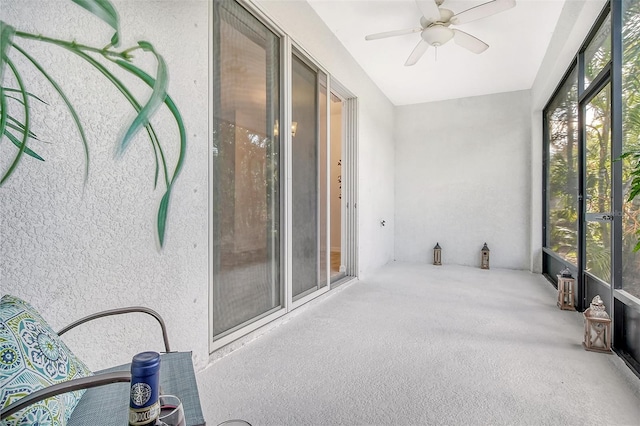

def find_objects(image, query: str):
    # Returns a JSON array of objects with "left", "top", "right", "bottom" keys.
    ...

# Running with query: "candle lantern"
[
  {"left": 433, "top": 243, "right": 442, "bottom": 266},
  {"left": 556, "top": 268, "right": 576, "bottom": 311},
  {"left": 480, "top": 243, "right": 490, "bottom": 269},
  {"left": 582, "top": 295, "right": 612, "bottom": 354}
]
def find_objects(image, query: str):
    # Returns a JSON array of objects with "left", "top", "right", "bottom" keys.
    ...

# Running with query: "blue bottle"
[{"left": 129, "top": 351, "right": 161, "bottom": 426}]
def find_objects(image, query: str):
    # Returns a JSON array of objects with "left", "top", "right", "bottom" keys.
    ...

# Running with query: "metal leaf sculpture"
[{"left": 0, "top": 0, "right": 186, "bottom": 248}]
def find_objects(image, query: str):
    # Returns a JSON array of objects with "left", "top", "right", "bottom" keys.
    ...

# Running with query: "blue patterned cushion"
[{"left": 0, "top": 295, "right": 93, "bottom": 425}]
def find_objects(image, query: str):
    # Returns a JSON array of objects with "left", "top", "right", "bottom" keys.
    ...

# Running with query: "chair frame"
[{"left": 1, "top": 306, "right": 171, "bottom": 420}]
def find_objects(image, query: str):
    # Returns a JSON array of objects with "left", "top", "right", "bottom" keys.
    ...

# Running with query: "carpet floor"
[{"left": 197, "top": 262, "right": 640, "bottom": 425}]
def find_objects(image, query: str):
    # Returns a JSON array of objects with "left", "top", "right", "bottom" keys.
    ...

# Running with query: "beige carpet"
[{"left": 197, "top": 262, "right": 640, "bottom": 425}]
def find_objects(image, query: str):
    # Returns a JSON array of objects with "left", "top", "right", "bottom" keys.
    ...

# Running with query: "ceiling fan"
[{"left": 364, "top": 0, "right": 516, "bottom": 66}]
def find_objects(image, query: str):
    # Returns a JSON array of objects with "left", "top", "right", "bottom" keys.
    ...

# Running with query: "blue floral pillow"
[{"left": 0, "top": 295, "right": 93, "bottom": 425}]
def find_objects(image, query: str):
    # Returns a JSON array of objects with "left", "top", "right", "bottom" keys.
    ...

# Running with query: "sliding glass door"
[
  {"left": 211, "top": 0, "right": 359, "bottom": 348},
  {"left": 291, "top": 53, "right": 328, "bottom": 300},
  {"left": 212, "top": 0, "right": 281, "bottom": 339}
]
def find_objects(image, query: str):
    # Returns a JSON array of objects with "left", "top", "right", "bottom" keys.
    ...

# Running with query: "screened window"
[
  {"left": 546, "top": 68, "right": 579, "bottom": 264},
  {"left": 622, "top": 0, "right": 640, "bottom": 298},
  {"left": 584, "top": 12, "right": 612, "bottom": 88}
]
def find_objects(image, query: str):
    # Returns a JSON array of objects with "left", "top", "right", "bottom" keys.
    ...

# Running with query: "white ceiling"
[{"left": 307, "top": 0, "right": 566, "bottom": 105}]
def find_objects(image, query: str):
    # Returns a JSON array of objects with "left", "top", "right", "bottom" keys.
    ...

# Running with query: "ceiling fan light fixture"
[{"left": 421, "top": 25, "right": 454, "bottom": 46}]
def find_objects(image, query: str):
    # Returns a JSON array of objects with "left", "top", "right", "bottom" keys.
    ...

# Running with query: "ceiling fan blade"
[
  {"left": 415, "top": 0, "right": 441, "bottom": 23},
  {"left": 450, "top": 0, "right": 516, "bottom": 25},
  {"left": 453, "top": 29, "right": 489, "bottom": 54},
  {"left": 365, "top": 27, "right": 422, "bottom": 41},
  {"left": 405, "top": 40, "right": 430, "bottom": 66}
]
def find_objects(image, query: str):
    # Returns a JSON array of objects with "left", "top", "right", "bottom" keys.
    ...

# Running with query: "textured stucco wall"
[
  {"left": 394, "top": 90, "right": 532, "bottom": 269},
  {"left": 255, "top": 0, "right": 396, "bottom": 280},
  {"left": 0, "top": 0, "right": 210, "bottom": 371}
]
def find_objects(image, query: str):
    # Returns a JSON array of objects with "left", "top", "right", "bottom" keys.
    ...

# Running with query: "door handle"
[{"left": 586, "top": 213, "right": 615, "bottom": 221}]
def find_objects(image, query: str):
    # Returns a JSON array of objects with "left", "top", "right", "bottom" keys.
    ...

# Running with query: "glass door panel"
[
  {"left": 584, "top": 83, "right": 612, "bottom": 283},
  {"left": 212, "top": 0, "right": 281, "bottom": 338},
  {"left": 319, "top": 73, "right": 329, "bottom": 289},
  {"left": 292, "top": 55, "right": 321, "bottom": 300},
  {"left": 585, "top": 221, "right": 611, "bottom": 282}
]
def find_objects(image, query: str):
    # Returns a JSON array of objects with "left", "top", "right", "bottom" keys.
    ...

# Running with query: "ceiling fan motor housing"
[{"left": 420, "top": 8, "right": 454, "bottom": 27}]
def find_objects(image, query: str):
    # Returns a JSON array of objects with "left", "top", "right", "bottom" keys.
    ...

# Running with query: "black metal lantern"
[
  {"left": 481, "top": 243, "right": 490, "bottom": 269},
  {"left": 433, "top": 243, "right": 442, "bottom": 266}
]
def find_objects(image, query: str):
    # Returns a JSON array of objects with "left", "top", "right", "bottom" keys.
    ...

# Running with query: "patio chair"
[{"left": 0, "top": 295, "right": 205, "bottom": 425}]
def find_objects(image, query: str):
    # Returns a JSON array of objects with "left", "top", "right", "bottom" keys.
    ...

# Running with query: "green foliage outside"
[
  {"left": 621, "top": 1, "right": 640, "bottom": 296},
  {"left": 547, "top": 70, "right": 579, "bottom": 265}
]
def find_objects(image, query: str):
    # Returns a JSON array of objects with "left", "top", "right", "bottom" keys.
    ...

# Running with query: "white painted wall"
[
  {"left": 394, "top": 90, "right": 532, "bottom": 270},
  {"left": 255, "top": 0, "right": 396, "bottom": 279},
  {"left": 1, "top": 0, "right": 210, "bottom": 371}
]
